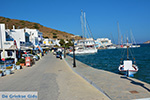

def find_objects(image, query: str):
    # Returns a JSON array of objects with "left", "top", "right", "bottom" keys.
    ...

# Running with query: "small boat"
[
  {"left": 106, "top": 45, "right": 117, "bottom": 49},
  {"left": 118, "top": 60, "right": 138, "bottom": 77},
  {"left": 118, "top": 38, "right": 138, "bottom": 77},
  {"left": 69, "top": 46, "right": 97, "bottom": 54},
  {"left": 130, "top": 44, "right": 140, "bottom": 48}
]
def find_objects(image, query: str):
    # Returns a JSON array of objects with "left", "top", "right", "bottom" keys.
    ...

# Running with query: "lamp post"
[
  {"left": 64, "top": 44, "right": 66, "bottom": 58},
  {"left": 72, "top": 39, "right": 76, "bottom": 67}
]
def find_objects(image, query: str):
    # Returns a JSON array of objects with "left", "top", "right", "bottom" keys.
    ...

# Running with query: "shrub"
[
  {"left": 16, "top": 61, "right": 20, "bottom": 65},
  {"left": 53, "top": 33, "right": 57, "bottom": 35},
  {"left": 19, "top": 58, "right": 25, "bottom": 63},
  {"left": 34, "top": 23, "right": 39, "bottom": 29},
  {"left": 43, "top": 36, "right": 49, "bottom": 38},
  {"left": 53, "top": 35, "right": 57, "bottom": 38},
  {"left": 6, "top": 18, "right": 10, "bottom": 22}
]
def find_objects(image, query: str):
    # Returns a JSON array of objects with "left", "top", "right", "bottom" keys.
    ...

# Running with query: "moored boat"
[
  {"left": 69, "top": 10, "right": 97, "bottom": 55},
  {"left": 118, "top": 38, "right": 139, "bottom": 77},
  {"left": 69, "top": 46, "right": 97, "bottom": 54},
  {"left": 118, "top": 60, "right": 138, "bottom": 77}
]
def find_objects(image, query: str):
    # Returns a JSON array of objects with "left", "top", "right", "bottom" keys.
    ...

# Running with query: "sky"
[{"left": 0, "top": 0, "right": 150, "bottom": 43}]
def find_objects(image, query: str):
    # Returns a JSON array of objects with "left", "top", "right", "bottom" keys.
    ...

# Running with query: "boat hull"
[
  {"left": 69, "top": 49, "right": 97, "bottom": 54},
  {"left": 107, "top": 47, "right": 116, "bottom": 49},
  {"left": 118, "top": 63, "right": 138, "bottom": 77},
  {"left": 119, "top": 70, "right": 137, "bottom": 77}
]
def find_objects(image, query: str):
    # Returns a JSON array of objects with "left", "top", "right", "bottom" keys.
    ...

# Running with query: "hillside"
[
  {"left": 143, "top": 40, "right": 150, "bottom": 44},
  {"left": 0, "top": 16, "right": 81, "bottom": 40}
]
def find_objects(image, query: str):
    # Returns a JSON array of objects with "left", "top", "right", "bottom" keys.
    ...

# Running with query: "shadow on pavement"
[{"left": 120, "top": 76, "right": 150, "bottom": 92}]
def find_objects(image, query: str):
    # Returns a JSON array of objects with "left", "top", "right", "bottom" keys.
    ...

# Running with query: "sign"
[
  {"left": 25, "top": 57, "right": 31, "bottom": 66},
  {"left": 0, "top": 91, "right": 38, "bottom": 100},
  {"left": 4, "top": 42, "right": 11, "bottom": 45}
]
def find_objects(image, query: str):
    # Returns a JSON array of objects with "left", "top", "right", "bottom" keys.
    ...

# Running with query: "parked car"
[{"left": 32, "top": 54, "right": 39, "bottom": 61}]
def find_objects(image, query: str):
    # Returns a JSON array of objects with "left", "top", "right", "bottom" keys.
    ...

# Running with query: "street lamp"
[
  {"left": 64, "top": 44, "right": 66, "bottom": 58},
  {"left": 72, "top": 39, "right": 76, "bottom": 67}
]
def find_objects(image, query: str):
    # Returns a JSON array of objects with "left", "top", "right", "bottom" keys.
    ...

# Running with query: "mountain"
[
  {"left": 0, "top": 16, "right": 81, "bottom": 40},
  {"left": 143, "top": 40, "right": 150, "bottom": 44}
]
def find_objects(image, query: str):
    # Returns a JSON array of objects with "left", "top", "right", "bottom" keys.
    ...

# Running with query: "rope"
[
  {"left": 121, "top": 48, "right": 125, "bottom": 60},
  {"left": 129, "top": 48, "right": 135, "bottom": 60}
]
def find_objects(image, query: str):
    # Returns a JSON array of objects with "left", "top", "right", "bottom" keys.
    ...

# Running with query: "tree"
[
  {"left": 67, "top": 40, "right": 73, "bottom": 46},
  {"left": 59, "top": 39, "right": 65, "bottom": 46},
  {"left": 64, "top": 40, "right": 73, "bottom": 48}
]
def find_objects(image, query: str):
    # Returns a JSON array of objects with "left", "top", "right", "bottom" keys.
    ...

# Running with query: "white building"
[
  {"left": 0, "top": 24, "right": 17, "bottom": 62},
  {"left": 43, "top": 38, "right": 55, "bottom": 46},
  {"left": 0, "top": 24, "right": 20, "bottom": 49},
  {"left": 24, "top": 28, "right": 43, "bottom": 46},
  {"left": 5, "top": 26, "right": 31, "bottom": 49},
  {"left": 4, "top": 26, "right": 43, "bottom": 50},
  {"left": 0, "top": 24, "right": 6, "bottom": 49},
  {"left": 54, "top": 39, "right": 61, "bottom": 47}
]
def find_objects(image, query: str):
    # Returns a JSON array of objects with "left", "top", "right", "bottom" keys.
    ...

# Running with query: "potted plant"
[
  {"left": 5, "top": 66, "right": 12, "bottom": 75},
  {"left": 19, "top": 58, "right": 25, "bottom": 66},
  {"left": 16, "top": 61, "right": 21, "bottom": 70},
  {"left": 0, "top": 70, "right": 3, "bottom": 77}
]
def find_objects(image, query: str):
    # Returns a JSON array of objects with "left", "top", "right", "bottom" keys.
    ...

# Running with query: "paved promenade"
[
  {"left": 65, "top": 55, "right": 150, "bottom": 100},
  {"left": 0, "top": 53, "right": 109, "bottom": 100}
]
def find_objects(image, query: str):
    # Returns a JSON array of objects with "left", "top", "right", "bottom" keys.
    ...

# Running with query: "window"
[
  {"left": 0, "top": 52, "right": 1, "bottom": 60},
  {"left": 7, "top": 51, "right": 13, "bottom": 56}
]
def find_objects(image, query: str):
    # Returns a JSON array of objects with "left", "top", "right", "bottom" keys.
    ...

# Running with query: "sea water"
[{"left": 71, "top": 44, "right": 150, "bottom": 84}]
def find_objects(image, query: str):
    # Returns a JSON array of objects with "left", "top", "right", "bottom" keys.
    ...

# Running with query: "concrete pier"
[{"left": 64, "top": 55, "right": 150, "bottom": 100}]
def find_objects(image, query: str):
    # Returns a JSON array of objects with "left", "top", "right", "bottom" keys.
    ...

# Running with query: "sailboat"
[
  {"left": 118, "top": 38, "right": 138, "bottom": 77},
  {"left": 129, "top": 30, "right": 140, "bottom": 48},
  {"left": 69, "top": 10, "right": 97, "bottom": 54}
]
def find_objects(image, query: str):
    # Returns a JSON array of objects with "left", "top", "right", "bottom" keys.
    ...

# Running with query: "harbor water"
[{"left": 70, "top": 44, "right": 150, "bottom": 84}]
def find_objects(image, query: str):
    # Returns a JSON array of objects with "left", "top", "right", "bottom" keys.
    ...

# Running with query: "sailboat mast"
[
  {"left": 117, "top": 22, "right": 120, "bottom": 45},
  {"left": 127, "top": 38, "right": 129, "bottom": 60},
  {"left": 81, "top": 10, "right": 85, "bottom": 40},
  {"left": 121, "top": 35, "right": 123, "bottom": 45},
  {"left": 84, "top": 12, "right": 88, "bottom": 38}
]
